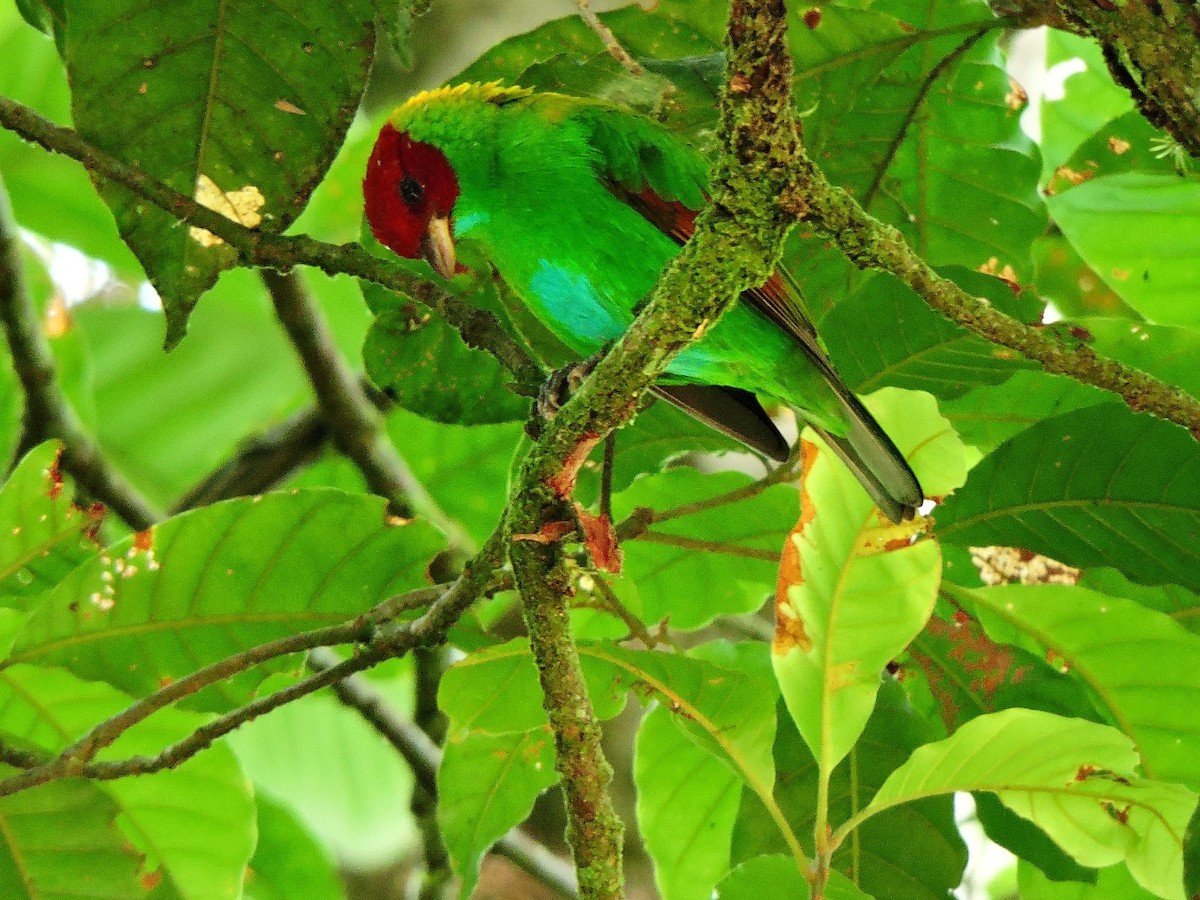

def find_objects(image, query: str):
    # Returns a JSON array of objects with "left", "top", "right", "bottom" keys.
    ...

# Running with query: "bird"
[{"left": 362, "top": 82, "right": 923, "bottom": 523}]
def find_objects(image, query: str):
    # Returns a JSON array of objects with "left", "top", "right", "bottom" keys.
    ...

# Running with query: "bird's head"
[
  {"left": 363, "top": 82, "right": 533, "bottom": 279},
  {"left": 363, "top": 123, "right": 460, "bottom": 278}
]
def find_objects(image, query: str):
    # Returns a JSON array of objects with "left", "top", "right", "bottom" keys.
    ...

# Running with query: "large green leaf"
[
  {"left": 635, "top": 704, "right": 742, "bottom": 900},
  {"left": 821, "top": 268, "right": 1038, "bottom": 399},
  {"left": 959, "top": 583, "right": 1200, "bottom": 791},
  {"left": 774, "top": 391, "right": 962, "bottom": 770},
  {"left": 938, "top": 369, "right": 1108, "bottom": 452},
  {"left": 61, "top": 0, "right": 374, "bottom": 343},
  {"left": 0, "top": 442, "right": 101, "bottom": 603},
  {"left": 362, "top": 304, "right": 530, "bottom": 425},
  {"left": 1049, "top": 173, "right": 1200, "bottom": 328},
  {"left": 6, "top": 490, "right": 444, "bottom": 708},
  {"left": 845, "top": 709, "right": 1197, "bottom": 900},
  {"left": 715, "top": 855, "right": 871, "bottom": 900},
  {"left": 794, "top": 0, "right": 1045, "bottom": 277},
  {"left": 0, "top": 778, "right": 148, "bottom": 900},
  {"left": 0, "top": 664, "right": 255, "bottom": 900},
  {"left": 936, "top": 404, "right": 1200, "bottom": 593},
  {"left": 438, "top": 728, "right": 558, "bottom": 899}
]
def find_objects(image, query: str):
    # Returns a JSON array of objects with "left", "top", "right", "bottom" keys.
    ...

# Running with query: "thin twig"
[
  {"left": 262, "top": 269, "right": 472, "bottom": 549},
  {"left": 637, "top": 530, "right": 780, "bottom": 561},
  {"left": 0, "top": 173, "right": 160, "bottom": 529},
  {"left": 577, "top": 0, "right": 644, "bottom": 76},
  {"left": 409, "top": 645, "right": 454, "bottom": 898}
]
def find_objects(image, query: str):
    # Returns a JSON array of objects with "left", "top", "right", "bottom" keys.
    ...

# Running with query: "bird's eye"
[{"left": 398, "top": 176, "right": 424, "bottom": 206}]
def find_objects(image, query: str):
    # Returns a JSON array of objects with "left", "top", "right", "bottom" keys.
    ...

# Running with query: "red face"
[{"left": 363, "top": 124, "right": 460, "bottom": 260}]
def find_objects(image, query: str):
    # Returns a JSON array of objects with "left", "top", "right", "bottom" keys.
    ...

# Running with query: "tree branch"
[
  {"left": 0, "top": 173, "right": 161, "bottom": 528},
  {"left": 504, "top": 3, "right": 803, "bottom": 897},
  {"left": 0, "top": 530, "right": 510, "bottom": 797}
]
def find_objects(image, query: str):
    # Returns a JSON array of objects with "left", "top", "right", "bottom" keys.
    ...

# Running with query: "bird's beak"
[{"left": 421, "top": 216, "right": 457, "bottom": 279}]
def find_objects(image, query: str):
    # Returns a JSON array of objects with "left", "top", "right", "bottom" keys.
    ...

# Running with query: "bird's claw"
[{"left": 536, "top": 353, "right": 603, "bottom": 421}]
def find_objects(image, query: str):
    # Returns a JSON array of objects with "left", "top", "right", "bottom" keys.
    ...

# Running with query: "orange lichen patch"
[
  {"left": 729, "top": 72, "right": 751, "bottom": 94},
  {"left": 976, "top": 257, "right": 1021, "bottom": 289},
  {"left": 140, "top": 871, "right": 163, "bottom": 891},
  {"left": 827, "top": 659, "right": 859, "bottom": 691},
  {"left": 1111, "top": 267, "right": 1130, "bottom": 281},
  {"left": 911, "top": 614, "right": 1031, "bottom": 728},
  {"left": 546, "top": 433, "right": 602, "bottom": 499},
  {"left": 803, "top": 7, "right": 822, "bottom": 28},
  {"left": 574, "top": 505, "right": 622, "bottom": 574},
  {"left": 511, "top": 520, "right": 574, "bottom": 544},
  {"left": 133, "top": 529, "right": 155, "bottom": 552},
  {"left": 274, "top": 99, "right": 306, "bottom": 115},
  {"left": 44, "top": 292, "right": 70, "bottom": 338},
  {"left": 47, "top": 447, "right": 65, "bottom": 499},
  {"left": 969, "top": 546, "right": 1080, "bottom": 585},
  {"left": 1005, "top": 78, "right": 1027, "bottom": 111},
  {"left": 1107, "top": 135, "right": 1131, "bottom": 155},
  {"left": 1055, "top": 165, "right": 1092, "bottom": 186},
  {"left": 773, "top": 442, "right": 821, "bottom": 655}
]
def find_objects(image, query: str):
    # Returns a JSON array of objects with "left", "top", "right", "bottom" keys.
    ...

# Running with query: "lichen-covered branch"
[
  {"left": 0, "top": 173, "right": 161, "bottom": 528},
  {"left": 505, "top": 3, "right": 804, "bottom": 898},
  {"left": 779, "top": 163, "right": 1200, "bottom": 435}
]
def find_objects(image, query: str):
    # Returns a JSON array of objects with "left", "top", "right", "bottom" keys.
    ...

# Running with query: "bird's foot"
[{"left": 536, "top": 353, "right": 604, "bottom": 422}]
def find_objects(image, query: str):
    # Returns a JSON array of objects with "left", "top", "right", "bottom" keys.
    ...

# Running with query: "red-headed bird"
[{"left": 363, "top": 83, "right": 922, "bottom": 522}]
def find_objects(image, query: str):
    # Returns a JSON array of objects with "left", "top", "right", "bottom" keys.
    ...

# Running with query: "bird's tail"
[{"left": 804, "top": 389, "right": 924, "bottom": 524}]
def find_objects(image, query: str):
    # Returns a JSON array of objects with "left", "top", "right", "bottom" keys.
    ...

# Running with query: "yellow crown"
[{"left": 398, "top": 80, "right": 532, "bottom": 113}]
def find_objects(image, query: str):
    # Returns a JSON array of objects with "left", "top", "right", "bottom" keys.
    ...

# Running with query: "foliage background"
[{"left": 0, "top": 1, "right": 1198, "bottom": 899}]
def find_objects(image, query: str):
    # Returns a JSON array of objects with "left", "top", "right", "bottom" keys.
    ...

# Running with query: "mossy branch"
[{"left": 505, "top": 3, "right": 804, "bottom": 897}]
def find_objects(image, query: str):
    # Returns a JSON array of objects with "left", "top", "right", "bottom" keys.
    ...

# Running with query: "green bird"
[{"left": 363, "top": 82, "right": 923, "bottom": 522}]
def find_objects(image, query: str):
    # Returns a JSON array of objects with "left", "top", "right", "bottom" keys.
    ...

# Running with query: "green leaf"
[
  {"left": 0, "top": 778, "right": 149, "bottom": 900},
  {"left": 733, "top": 684, "right": 966, "bottom": 900},
  {"left": 1038, "top": 31, "right": 1135, "bottom": 179},
  {"left": 0, "top": 664, "right": 255, "bottom": 900},
  {"left": 635, "top": 704, "right": 741, "bottom": 900},
  {"left": 7, "top": 490, "right": 444, "bottom": 709},
  {"left": 1019, "top": 855, "right": 1161, "bottom": 899},
  {"left": 1046, "top": 110, "right": 1180, "bottom": 197},
  {"left": 0, "top": 442, "right": 102, "bottom": 602},
  {"left": 584, "top": 644, "right": 779, "bottom": 799},
  {"left": 975, "top": 793, "right": 1096, "bottom": 885},
  {"left": 716, "top": 855, "right": 870, "bottom": 899},
  {"left": 0, "top": 340, "right": 20, "bottom": 473},
  {"left": 363, "top": 305, "right": 529, "bottom": 425},
  {"left": 439, "top": 638, "right": 546, "bottom": 737},
  {"left": 438, "top": 728, "right": 558, "bottom": 899},
  {"left": 609, "top": 468, "right": 796, "bottom": 632},
  {"left": 244, "top": 790, "right": 346, "bottom": 900},
  {"left": 938, "top": 369, "right": 1108, "bottom": 452},
  {"left": 1049, "top": 173, "right": 1200, "bottom": 328},
  {"left": 774, "top": 391, "right": 961, "bottom": 769},
  {"left": 847, "top": 709, "right": 1197, "bottom": 900},
  {"left": 1032, "top": 233, "right": 1134, "bottom": 320},
  {"left": 794, "top": 0, "right": 1045, "bottom": 277},
  {"left": 716, "top": 855, "right": 812, "bottom": 899},
  {"left": 61, "top": 0, "right": 374, "bottom": 344},
  {"left": 821, "top": 268, "right": 1038, "bottom": 399},
  {"left": 959, "top": 583, "right": 1200, "bottom": 791},
  {"left": 458, "top": 1, "right": 726, "bottom": 85},
  {"left": 1078, "top": 568, "right": 1200, "bottom": 634},
  {"left": 229, "top": 679, "right": 419, "bottom": 872},
  {"left": 936, "top": 404, "right": 1200, "bottom": 593}
]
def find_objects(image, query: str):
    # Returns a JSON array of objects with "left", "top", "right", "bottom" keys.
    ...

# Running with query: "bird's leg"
[{"left": 534, "top": 351, "right": 605, "bottom": 423}]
